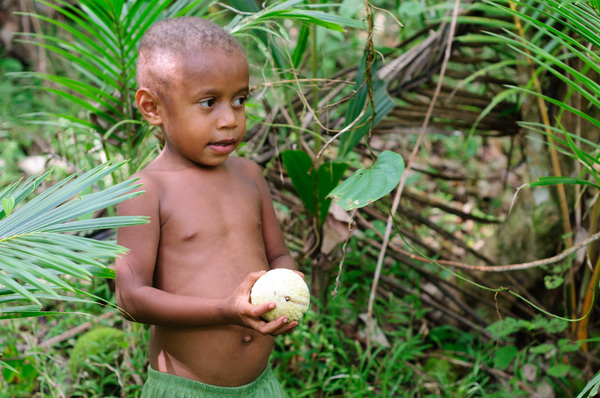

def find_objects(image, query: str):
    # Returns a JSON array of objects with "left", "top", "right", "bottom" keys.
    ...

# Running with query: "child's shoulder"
[
  {"left": 228, "top": 155, "right": 259, "bottom": 168},
  {"left": 128, "top": 161, "right": 170, "bottom": 195},
  {"left": 131, "top": 164, "right": 161, "bottom": 184},
  {"left": 227, "top": 156, "right": 263, "bottom": 178}
]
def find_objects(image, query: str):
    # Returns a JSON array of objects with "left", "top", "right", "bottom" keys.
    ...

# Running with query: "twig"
[
  {"left": 395, "top": 230, "right": 600, "bottom": 272},
  {"left": 426, "top": 352, "right": 537, "bottom": 395},
  {"left": 333, "top": 209, "right": 356, "bottom": 296},
  {"left": 251, "top": 78, "right": 355, "bottom": 90},
  {"left": 39, "top": 311, "right": 115, "bottom": 348},
  {"left": 366, "top": 0, "right": 461, "bottom": 351},
  {"left": 381, "top": 275, "right": 494, "bottom": 340}
]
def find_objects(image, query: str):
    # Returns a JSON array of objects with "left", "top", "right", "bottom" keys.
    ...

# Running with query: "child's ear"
[{"left": 136, "top": 88, "right": 162, "bottom": 125}]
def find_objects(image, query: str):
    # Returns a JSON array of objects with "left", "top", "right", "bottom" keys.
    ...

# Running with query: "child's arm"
[
  {"left": 248, "top": 161, "right": 298, "bottom": 272},
  {"left": 115, "top": 174, "right": 295, "bottom": 335}
]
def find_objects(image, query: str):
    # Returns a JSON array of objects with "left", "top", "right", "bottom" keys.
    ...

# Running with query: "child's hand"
[{"left": 227, "top": 271, "right": 298, "bottom": 335}]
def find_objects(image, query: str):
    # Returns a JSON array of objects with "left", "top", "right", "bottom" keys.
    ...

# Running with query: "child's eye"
[
  {"left": 199, "top": 98, "right": 216, "bottom": 108},
  {"left": 233, "top": 96, "right": 246, "bottom": 107}
]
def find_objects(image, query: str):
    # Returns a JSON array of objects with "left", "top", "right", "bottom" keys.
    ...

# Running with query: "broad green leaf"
[
  {"left": 486, "top": 317, "right": 529, "bottom": 338},
  {"left": 316, "top": 160, "right": 348, "bottom": 225},
  {"left": 527, "top": 315, "right": 568, "bottom": 333},
  {"left": 558, "top": 338, "right": 582, "bottom": 353},
  {"left": 282, "top": 150, "right": 347, "bottom": 226},
  {"left": 328, "top": 151, "right": 405, "bottom": 211},
  {"left": 544, "top": 274, "right": 565, "bottom": 290},
  {"left": 529, "top": 343, "right": 555, "bottom": 355}
]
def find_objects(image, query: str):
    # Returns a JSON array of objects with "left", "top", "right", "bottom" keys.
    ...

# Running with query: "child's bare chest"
[
  {"left": 158, "top": 169, "right": 263, "bottom": 242},
  {"left": 150, "top": 167, "right": 268, "bottom": 295}
]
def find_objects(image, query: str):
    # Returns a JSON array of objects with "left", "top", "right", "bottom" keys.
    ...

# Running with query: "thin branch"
[
  {"left": 251, "top": 78, "right": 355, "bottom": 90},
  {"left": 38, "top": 311, "right": 115, "bottom": 348},
  {"left": 393, "top": 230, "right": 600, "bottom": 272},
  {"left": 366, "top": 0, "right": 461, "bottom": 351}
]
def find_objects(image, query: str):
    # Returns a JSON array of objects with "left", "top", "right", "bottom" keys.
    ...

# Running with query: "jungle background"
[{"left": 2, "top": 0, "right": 600, "bottom": 396}]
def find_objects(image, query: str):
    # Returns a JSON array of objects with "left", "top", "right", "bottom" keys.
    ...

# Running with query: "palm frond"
[
  {"left": 0, "top": 160, "right": 147, "bottom": 318},
  {"left": 487, "top": 0, "right": 600, "bottom": 106},
  {"left": 12, "top": 0, "right": 177, "bottom": 169},
  {"left": 480, "top": 0, "right": 600, "bottom": 186}
]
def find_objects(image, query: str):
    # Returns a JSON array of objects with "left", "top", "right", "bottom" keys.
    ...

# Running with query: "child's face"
[{"left": 158, "top": 49, "right": 249, "bottom": 167}]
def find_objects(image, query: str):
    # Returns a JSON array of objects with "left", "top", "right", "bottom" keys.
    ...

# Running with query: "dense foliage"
[{"left": 2, "top": 0, "right": 600, "bottom": 396}]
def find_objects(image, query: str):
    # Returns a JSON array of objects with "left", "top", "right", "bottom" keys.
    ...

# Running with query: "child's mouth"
[{"left": 208, "top": 139, "right": 236, "bottom": 154}]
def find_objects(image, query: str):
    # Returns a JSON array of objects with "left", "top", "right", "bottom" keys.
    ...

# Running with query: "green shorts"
[{"left": 141, "top": 365, "right": 286, "bottom": 398}]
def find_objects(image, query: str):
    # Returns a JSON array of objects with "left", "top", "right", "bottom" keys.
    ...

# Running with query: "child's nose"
[{"left": 216, "top": 106, "right": 239, "bottom": 129}]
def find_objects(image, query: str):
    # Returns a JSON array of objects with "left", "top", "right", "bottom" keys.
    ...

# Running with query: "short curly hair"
[{"left": 136, "top": 17, "right": 244, "bottom": 102}]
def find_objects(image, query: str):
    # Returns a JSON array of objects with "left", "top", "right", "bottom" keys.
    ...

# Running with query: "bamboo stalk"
[
  {"left": 577, "top": 256, "right": 600, "bottom": 350},
  {"left": 508, "top": 0, "right": 576, "bottom": 325}
]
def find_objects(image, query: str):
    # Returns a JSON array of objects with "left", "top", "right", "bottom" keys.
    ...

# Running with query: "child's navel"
[{"left": 242, "top": 334, "right": 253, "bottom": 343}]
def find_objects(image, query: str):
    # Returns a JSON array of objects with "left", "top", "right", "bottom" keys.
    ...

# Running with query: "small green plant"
[
  {"left": 1, "top": 344, "right": 38, "bottom": 397},
  {"left": 485, "top": 315, "right": 583, "bottom": 396},
  {"left": 69, "top": 326, "right": 127, "bottom": 397}
]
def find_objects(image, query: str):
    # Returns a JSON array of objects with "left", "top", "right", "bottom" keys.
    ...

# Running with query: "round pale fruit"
[{"left": 250, "top": 268, "right": 310, "bottom": 322}]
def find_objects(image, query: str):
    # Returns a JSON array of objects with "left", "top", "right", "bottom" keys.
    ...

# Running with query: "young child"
[{"left": 115, "top": 17, "right": 298, "bottom": 397}]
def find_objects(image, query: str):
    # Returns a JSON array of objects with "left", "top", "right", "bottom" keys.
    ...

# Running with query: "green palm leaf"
[
  {"left": 12, "top": 0, "right": 181, "bottom": 171},
  {"left": 0, "top": 160, "right": 147, "bottom": 319},
  {"left": 481, "top": 0, "right": 600, "bottom": 194}
]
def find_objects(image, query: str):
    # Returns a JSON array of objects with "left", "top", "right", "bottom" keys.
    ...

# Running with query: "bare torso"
[{"left": 142, "top": 156, "right": 274, "bottom": 386}]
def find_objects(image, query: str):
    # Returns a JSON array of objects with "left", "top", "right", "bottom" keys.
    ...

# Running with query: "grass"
[
  {"left": 0, "top": 267, "right": 434, "bottom": 397},
  {"left": 1, "top": 248, "right": 579, "bottom": 397}
]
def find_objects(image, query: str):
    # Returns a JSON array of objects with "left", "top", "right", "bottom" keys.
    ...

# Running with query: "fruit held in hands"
[{"left": 250, "top": 269, "right": 310, "bottom": 322}]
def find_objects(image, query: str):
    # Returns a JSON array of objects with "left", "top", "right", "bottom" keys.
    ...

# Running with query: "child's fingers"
[
  {"left": 257, "top": 316, "right": 298, "bottom": 336},
  {"left": 250, "top": 301, "right": 276, "bottom": 318},
  {"left": 235, "top": 270, "right": 267, "bottom": 303}
]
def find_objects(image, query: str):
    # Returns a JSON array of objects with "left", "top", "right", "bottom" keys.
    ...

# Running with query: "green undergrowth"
[{"left": 0, "top": 236, "right": 592, "bottom": 397}]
